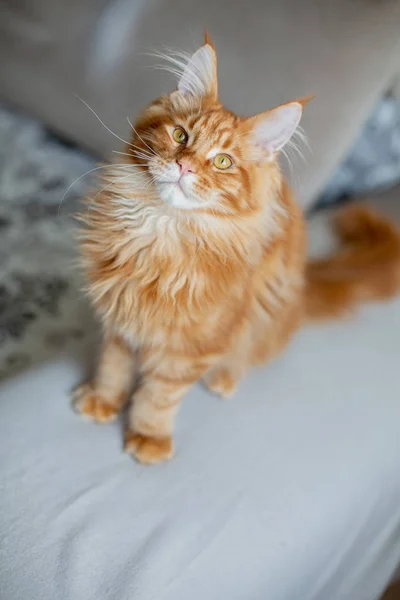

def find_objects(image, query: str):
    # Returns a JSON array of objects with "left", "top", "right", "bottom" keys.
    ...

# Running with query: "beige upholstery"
[{"left": 1, "top": 0, "right": 400, "bottom": 206}]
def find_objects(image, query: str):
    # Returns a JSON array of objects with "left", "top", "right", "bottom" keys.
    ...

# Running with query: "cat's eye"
[
  {"left": 213, "top": 154, "right": 233, "bottom": 170},
  {"left": 173, "top": 127, "right": 188, "bottom": 144}
]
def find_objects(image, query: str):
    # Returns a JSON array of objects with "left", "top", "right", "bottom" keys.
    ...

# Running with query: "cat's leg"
[
  {"left": 251, "top": 298, "right": 303, "bottom": 366},
  {"left": 203, "top": 347, "right": 251, "bottom": 398},
  {"left": 73, "top": 334, "right": 136, "bottom": 423},
  {"left": 125, "top": 351, "right": 212, "bottom": 464},
  {"left": 203, "top": 298, "right": 302, "bottom": 398},
  {"left": 203, "top": 364, "right": 243, "bottom": 399},
  {"left": 205, "top": 320, "right": 290, "bottom": 398},
  {"left": 203, "top": 326, "right": 250, "bottom": 398}
]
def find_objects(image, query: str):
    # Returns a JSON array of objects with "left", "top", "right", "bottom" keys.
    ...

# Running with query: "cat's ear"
[
  {"left": 245, "top": 97, "right": 312, "bottom": 160},
  {"left": 177, "top": 33, "right": 218, "bottom": 100}
]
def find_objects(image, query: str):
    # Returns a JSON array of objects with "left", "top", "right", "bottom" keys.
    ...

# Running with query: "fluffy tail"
[{"left": 305, "top": 205, "right": 400, "bottom": 321}]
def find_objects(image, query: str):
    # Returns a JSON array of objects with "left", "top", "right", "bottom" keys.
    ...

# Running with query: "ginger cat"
[{"left": 74, "top": 35, "right": 400, "bottom": 464}]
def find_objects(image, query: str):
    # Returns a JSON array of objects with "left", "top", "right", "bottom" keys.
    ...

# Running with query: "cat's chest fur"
[{"left": 89, "top": 206, "right": 245, "bottom": 346}]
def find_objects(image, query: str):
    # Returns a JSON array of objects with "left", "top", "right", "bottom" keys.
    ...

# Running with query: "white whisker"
[
  {"left": 59, "top": 163, "right": 136, "bottom": 215},
  {"left": 112, "top": 150, "right": 152, "bottom": 161},
  {"left": 127, "top": 117, "right": 160, "bottom": 158},
  {"left": 131, "top": 146, "right": 153, "bottom": 158},
  {"left": 120, "top": 141, "right": 154, "bottom": 159},
  {"left": 75, "top": 95, "right": 132, "bottom": 147},
  {"left": 131, "top": 152, "right": 153, "bottom": 162}
]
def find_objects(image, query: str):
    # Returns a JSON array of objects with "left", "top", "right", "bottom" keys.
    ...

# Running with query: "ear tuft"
[
  {"left": 204, "top": 30, "right": 216, "bottom": 49},
  {"left": 177, "top": 42, "right": 218, "bottom": 100},
  {"left": 295, "top": 94, "right": 315, "bottom": 108},
  {"left": 248, "top": 101, "right": 304, "bottom": 158}
]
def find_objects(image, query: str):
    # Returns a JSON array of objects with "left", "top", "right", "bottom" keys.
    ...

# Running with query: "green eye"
[
  {"left": 173, "top": 127, "right": 188, "bottom": 144},
  {"left": 213, "top": 154, "right": 233, "bottom": 170}
]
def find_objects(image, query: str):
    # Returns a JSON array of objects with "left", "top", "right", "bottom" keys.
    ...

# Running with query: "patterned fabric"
[
  {"left": 318, "top": 94, "right": 400, "bottom": 206},
  {"left": 0, "top": 104, "right": 97, "bottom": 378}
]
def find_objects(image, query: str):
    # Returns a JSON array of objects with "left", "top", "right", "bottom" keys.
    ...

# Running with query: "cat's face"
[
  {"left": 129, "top": 38, "right": 306, "bottom": 216},
  {"left": 134, "top": 99, "right": 251, "bottom": 214}
]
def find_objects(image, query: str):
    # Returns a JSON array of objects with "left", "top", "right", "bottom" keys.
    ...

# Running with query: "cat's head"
[{"left": 130, "top": 34, "right": 309, "bottom": 216}]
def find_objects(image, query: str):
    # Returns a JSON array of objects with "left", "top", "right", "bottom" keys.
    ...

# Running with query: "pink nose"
[{"left": 178, "top": 160, "right": 194, "bottom": 176}]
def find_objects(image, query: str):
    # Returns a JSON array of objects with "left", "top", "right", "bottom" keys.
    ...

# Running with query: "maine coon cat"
[{"left": 74, "top": 35, "right": 400, "bottom": 464}]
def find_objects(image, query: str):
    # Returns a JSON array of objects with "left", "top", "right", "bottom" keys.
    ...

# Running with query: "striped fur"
[{"left": 74, "top": 37, "right": 400, "bottom": 464}]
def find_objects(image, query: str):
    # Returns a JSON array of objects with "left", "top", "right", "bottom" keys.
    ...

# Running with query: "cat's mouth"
[
  {"left": 160, "top": 179, "right": 183, "bottom": 191},
  {"left": 156, "top": 179, "right": 202, "bottom": 210}
]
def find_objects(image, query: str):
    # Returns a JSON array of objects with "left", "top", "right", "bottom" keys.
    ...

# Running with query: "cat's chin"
[{"left": 156, "top": 182, "right": 203, "bottom": 210}]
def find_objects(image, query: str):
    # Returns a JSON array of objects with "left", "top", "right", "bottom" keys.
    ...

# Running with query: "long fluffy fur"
[
  {"left": 305, "top": 205, "right": 400, "bottom": 320},
  {"left": 74, "top": 38, "right": 400, "bottom": 465}
]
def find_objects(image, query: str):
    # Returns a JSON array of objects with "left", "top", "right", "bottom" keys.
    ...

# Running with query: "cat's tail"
[{"left": 305, "top": 205, "right": 400, "bottom": 321}]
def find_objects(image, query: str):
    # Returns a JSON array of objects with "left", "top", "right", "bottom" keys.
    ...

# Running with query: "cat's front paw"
[
  {"left": 204, "top": 368, "right": 238, "bottom": 399},
  {"left": 124, "top": 432, "right": 174, "bottom": 465},
  {"left": 72, "top": 384, "right": 120, "bottom": 424}
]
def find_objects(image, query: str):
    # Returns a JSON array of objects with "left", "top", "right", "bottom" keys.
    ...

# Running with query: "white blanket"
[{"left": 1, "top": 292, "right": 400, "bottom": 599}]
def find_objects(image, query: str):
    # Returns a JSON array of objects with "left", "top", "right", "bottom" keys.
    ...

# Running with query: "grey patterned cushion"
[
  {"left": 0, "top": 104, "right": 97, "bottom": 379},
  {"left": 319, "top": 95, "right": 400, "bottom": 207}
]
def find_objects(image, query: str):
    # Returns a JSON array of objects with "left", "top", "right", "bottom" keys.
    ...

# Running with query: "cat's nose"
[{"left": 177, "top": 160, "right": 194, "bottom": 176}]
